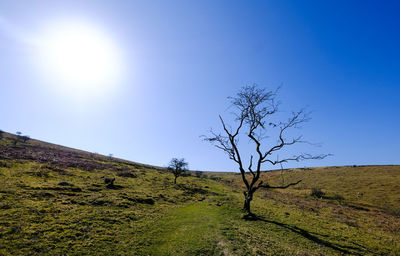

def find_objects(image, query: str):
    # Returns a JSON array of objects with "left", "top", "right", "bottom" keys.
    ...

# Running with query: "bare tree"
[
  {"left": 21, "top": 135, "right": 30, "bottom": 143},
  {"left": 104, "top": 177, "right": 116, "bottom": 188},
  {"left": 204, "top": 85, "right": 329, "bottom": 214},
  {"left": 168, "top": 158, "right": 188, "bottom": 184},
  {"left": 12, "top": 131, "right": 23, "bottom": 146}
]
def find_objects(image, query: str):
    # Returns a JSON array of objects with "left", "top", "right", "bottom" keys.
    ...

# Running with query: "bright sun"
[{"left": 40, "top": 23, "right": 121, "bottom": 97}]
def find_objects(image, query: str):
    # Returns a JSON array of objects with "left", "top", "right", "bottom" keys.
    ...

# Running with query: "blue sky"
[{"left": 1, "top": 0, "right": 399, "bottom": 171}]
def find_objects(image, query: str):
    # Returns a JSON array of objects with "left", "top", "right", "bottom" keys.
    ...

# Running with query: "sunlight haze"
[
  {"left": 1, "top": 0, "right": 399, "bottom": 171},
  {"left": 39, "top": 22, "right": 123, "bottom": 97}
]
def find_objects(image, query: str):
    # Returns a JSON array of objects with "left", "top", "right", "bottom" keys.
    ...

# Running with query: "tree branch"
[
  {"left": 248, "top": 155, "right": 255, "bottom": 177},
  {"left": 262, "top": 153, "right": 331, "bottom": 165},
  {"left": 219, "top": 115, "right": 250, "bottom": 189}
]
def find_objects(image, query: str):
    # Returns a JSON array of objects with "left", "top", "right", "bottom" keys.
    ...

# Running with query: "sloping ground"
[
  {"left": 0, "top": 133, "right": 229, "bottom": 255},
  {"left": 217, "top": 165, "right": 400, "bottom": 213},
  {"left": 0, "top": 132, "right": 161, "bottom": 171},
  {"left": 0, "top": 132, "right": 399, "bottom": 255},
  {"left": 214, "top": 166, "right": 400, "bottom": 255}
]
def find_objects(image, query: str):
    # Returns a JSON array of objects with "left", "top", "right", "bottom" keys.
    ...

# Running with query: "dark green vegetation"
[{"left": 0, "top": 132, "right": 399, "bottom": 255}]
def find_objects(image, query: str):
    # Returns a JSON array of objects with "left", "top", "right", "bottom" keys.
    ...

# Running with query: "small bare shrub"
[
  {"left": 117, "top": 170, "right": 137, "bottom": 178},
  {"left": 21, "top": 135, "right": 30, "bottom": 143},
  {"left": 331, "top": 193, "right": 345, "bottom": 202},
  {"left": 104, "top": 177, "right": 115, "bottom": 185},
  {"left": 311, "top": 188, "right": 325, "bottom": 198},
  {"left": 210, "top": 176, "right": 221, "bottom": 181},
  {"left": 36, "top": 169, "right": 49, "bottom": 178},
  {"left": 0, "top": 161, "right": 10, "bottom": 168},
  {"left": 167, "top": 158, "right": 188, "bottom": 184},
  {"left": 195, "top": 171, "right": 203, "bottom": 178},
  {"left": 58, "top": 181, "right": 72, "bottom": 186},
  {"left": 383, "top": 205, "right": 400, "bottom": 217}
]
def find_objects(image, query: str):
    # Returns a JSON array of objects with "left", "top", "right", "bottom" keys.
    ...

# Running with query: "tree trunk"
[
  {"left": 243, "top": 191, "right": 253, "bottom": 214},
  {"left": 174, "top": 176, "right": 177, "bottom": 184}
]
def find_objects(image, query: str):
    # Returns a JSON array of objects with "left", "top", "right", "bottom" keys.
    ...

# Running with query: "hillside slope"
[{"left": 0, "top": 132, "right": 399, "bottom": 255}]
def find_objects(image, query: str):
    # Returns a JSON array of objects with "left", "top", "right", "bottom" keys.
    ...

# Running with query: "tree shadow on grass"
[{"left": 242, "top": 214, "right": 367, "bottom": 255}]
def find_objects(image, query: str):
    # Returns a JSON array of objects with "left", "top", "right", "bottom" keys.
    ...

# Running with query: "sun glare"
[{"left": 39, "top": 22, "right": 122, "bottom": 98}]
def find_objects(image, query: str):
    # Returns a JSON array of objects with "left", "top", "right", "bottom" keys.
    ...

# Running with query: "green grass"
[
  {"left": 0, "top": 132, "right": 399, "bottom": 255},
  {"left": 136, "top": 202, "right": 227, "bottom": 255},
  {"left": 217, "top": 165, "right": 400, "bottom": 211},
  {"left": 0, "top": 160, "right": 223, "bottom": 255}
]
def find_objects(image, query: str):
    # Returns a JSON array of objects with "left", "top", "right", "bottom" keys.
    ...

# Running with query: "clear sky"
[{"left": 1, "top": 0, "right": 399, "bottom": 171}]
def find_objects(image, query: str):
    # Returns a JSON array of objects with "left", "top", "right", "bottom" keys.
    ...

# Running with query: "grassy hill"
[{"left": 0, "top": 132, "right": 399, "bottom": 255}]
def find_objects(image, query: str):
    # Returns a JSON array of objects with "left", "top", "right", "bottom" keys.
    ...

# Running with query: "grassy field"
[{"left": 0, "top": 132, "right": 399, "bottom": 255}]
